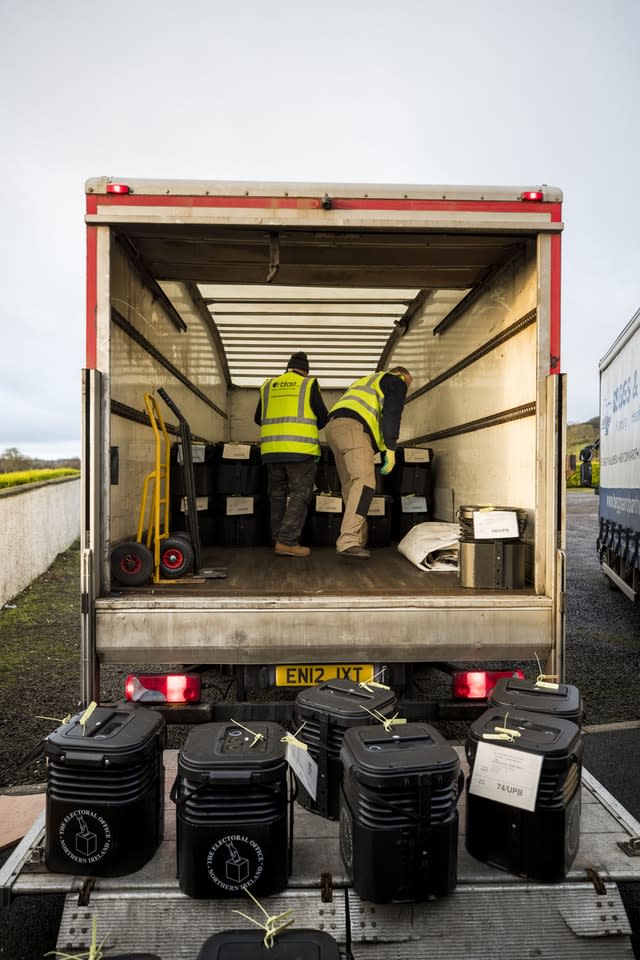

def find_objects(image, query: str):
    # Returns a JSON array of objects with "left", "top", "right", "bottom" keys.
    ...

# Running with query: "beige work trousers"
[{"left": 324, "top": 417, "right": 376, "bottom": 551}]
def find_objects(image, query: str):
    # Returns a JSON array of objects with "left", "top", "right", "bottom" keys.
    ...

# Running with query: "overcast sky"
[{"left": 1, "top": 0, "right": 638, "bottom": 459}]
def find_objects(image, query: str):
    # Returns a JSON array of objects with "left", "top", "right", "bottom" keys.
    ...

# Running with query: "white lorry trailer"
[
  {"left": 79, "top": 177, "right": 567, "bottom": 708},
  {"left": 597, "top": 306, "right": 640, "bottom": 601},
  {"left": 4, "top": 179, "right": 640, "bottom": 958}
]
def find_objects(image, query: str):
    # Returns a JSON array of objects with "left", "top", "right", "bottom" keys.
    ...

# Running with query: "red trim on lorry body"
[
  {"left": 86, "top": 226, "right": 97, "bottom": 369},
  {"left": 94, "top": 193, "right": 563, "bottom": 221},
  {"left": 549, "top": 233, "right": 562, "bottom": 374}
]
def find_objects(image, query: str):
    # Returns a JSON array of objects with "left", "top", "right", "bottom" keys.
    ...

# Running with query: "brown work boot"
[
  {"left": 337, "top": 546, "right": 370, "bottom": 559},
  {"left": 274, "top": 542, "right": 311, "bottom": 558}
]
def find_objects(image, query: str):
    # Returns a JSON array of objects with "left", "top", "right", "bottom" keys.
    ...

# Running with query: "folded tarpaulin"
[{"left": 397, "top": 521, "right": 460, "bottom": 571}]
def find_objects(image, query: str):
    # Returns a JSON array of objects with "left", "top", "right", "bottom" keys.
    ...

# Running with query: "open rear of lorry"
[
  {"left": 597, "top": 306, "right": 640, "bottom": 602},
  {"left": 80, "top": 177, "right": 566, "bottom": 712},
  {"left": 6, "top": 177, "right": 640, "bottom": 960}
]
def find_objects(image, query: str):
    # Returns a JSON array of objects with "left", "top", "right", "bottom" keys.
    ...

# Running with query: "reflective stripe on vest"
[
  {"left": 259, "top": 373, "right": 321, "bottom": 458},
  {"left": 329, "top": 373, "right": 386, "bottom": 451}
]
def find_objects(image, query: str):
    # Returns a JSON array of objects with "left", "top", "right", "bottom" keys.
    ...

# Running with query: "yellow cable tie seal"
[
  {"left": 46, "top": 916, "right": 108, "bottom": 959},
  {"left": 233, "top": 887, "right": 295, "bottom": 949},
  {"left": 359, "top": 669, "right": 391, "bottom": 692},
  {"left": 35, "top": 714, "right": 73, "bottom": 726},
  {"left": 483, "top": 732, "right": 516, "bottom": 742},
  {"left": 79, "top": 701, "right": 98, "bottom": 736},
  {"left": 491, "top": 711, "right": 521, "bottom": 739},
  {"left": 281, "top": 722, "right": 308, "bottom": 751},
  {"left": 361, "top": 706, "right": 406, "bottom": 732},
  {"left": 230, "top": 718, "right": 265, "bottom": 748},
  {"left": 533, "top": 652, "right": 560, "bottom": 689}
]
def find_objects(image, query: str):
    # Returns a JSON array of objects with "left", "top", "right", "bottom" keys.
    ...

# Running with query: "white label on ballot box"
[
  {"left": 226, "top": 497, "right": 254, "bottom": 516},
  {"left": 316, "top": 495, "right": 342, "bottom": 513},
  {"left": 469, "top": 741, "right": 543, "bottom": 812},
  {"left": 404, "top": 448, "right": 430, "bottom": 463},
  {"left": 180, "top": 496, "right": 208, "bottom": 513},
  {"left": 222, "top": 443, "right": 251, "bottom": 460},
  {"left": 177, "top": 443, "right": 206, "bottom": 464},
  {"left": 286, "top": 742, "right": 318, "bottom": 800},
  {"left": 472, "top": 510, "right": 519, "bottom": 539},
  {"left": 368, "top": 497, "right": 386, "bottom": 517},
  {"left": 401, "top": 495, "right": 427, "bottom": 513}
]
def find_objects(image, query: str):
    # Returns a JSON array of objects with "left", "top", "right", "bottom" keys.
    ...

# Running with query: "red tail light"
[
  {"left": 520, "top": 190, "right": 544, "bottom": 201},
  {"left": 107, "top": 182, "right": 131, "bottom": 194},
  {"left": 125, "top": 673, "right": 201, "bottom": 703},
  {"left": 453, "top": 668, "right": 525, "bottom": 700}
]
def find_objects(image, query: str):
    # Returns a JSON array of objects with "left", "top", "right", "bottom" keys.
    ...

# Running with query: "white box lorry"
[
  {"left": 2, "top": 179, "right": 640, "bottom": 958},
  {"left": 597, "top": 306, "right": 640, "bottom": 601},
  {"left": 79, "top": 177, "right": 568, "bottom": 707}
]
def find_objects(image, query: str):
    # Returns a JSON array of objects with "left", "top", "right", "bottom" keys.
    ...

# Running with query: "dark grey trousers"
[{"left": 267, "top": 460, "right": 317, "bottom": 545}]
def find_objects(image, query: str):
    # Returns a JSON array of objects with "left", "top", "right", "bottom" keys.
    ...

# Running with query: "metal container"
[
  {"left": 293, "top": 678, "right": 397, "bottom": 819},
  {"left": 44, "top": 703, "right": 165, "bottom": 876},
  {"left": 459, "top": 539, "right": 525, "bottom": 588},
  {"left": 339, "top": 722, "right": 461, "bottom": 903},
  {"left": 465, "top": 707, "right": 583, "bottom": 881},
  {"left": 173, "top": 721, "right": 288, "bottom": 899},
  {"left": 458, "top": 504, "right": 528, "bottom": 588},
  {"left": 457, "top": 504, "right": 528, "bottom": 541}
]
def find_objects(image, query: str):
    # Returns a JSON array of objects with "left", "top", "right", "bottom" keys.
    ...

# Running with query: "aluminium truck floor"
[{"left": 112, "top": 545, "right": 534, "bottom": 598}]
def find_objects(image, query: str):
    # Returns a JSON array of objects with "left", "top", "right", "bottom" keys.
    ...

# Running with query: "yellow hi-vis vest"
[
  {"left": 259, "top": 372, "right": 321, "bottom": 460},
  {"left": 329, "top": 373, "right": 386, "bottom": 451}
]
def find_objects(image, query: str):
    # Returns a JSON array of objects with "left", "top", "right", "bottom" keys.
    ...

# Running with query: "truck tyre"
[
  {"left": 160, "top": 537, "right": 194, "bottom": 579},
  {"left": 111, "top": 542, "right": 153, "bottom": 586}
]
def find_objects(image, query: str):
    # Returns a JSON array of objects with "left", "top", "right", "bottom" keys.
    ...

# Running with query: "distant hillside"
[{"left": 567, "top": 417, "right": 599, "bottom": 458}]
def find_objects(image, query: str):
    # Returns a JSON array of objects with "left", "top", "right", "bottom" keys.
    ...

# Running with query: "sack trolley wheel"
[
  {"left": 111, "top": 541, "right": 154, "bottom": 586},
  {"left": 159, "top": 536, "right": 194, "bottom": 579}
]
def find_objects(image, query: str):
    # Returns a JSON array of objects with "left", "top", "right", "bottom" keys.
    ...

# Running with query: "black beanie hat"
[{"left": 287, "top": 351, "right": 309, "bottom": 374}]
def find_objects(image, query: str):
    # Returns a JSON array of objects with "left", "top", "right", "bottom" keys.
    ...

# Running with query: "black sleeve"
[
  {"left": 254, "top": 396, "right": 262, "bottom": 427},
  {"left": 310, "top": 380, "right": 330, "bottom": 430},
  {"left": 380, "top": 373, "right": 408, "bottom": 450}
]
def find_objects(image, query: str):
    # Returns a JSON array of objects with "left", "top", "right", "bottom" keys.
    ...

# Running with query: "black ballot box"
[
  {"left": 172, "top": 721, "right": 288, "bottom": 899},
  {"left": 214, "top": 495, "right": 269, "bottom": 546},
  {"left": 197, "top": 929, "right": 341, "bottom": 959},
  {"left": 366, "top": 494, "right": 393, "bottom": 547},
  {"left": 465, "top": 707, "right": 583, "bottom": 882},
  {"left": 315, "top": 444, "right": 341, "bottom": 494},
  {"left": 489, "top": 677, "right": 583, "bottom": 726},
  {"left": 212, "top": 442, "right": 263, "bottom": 496},
  {"left": 392, "top": 493, "right": 431, "bottom": 540},
  {"left": 293, "top": 678, "right": 397, "bottom": 819},
  {"left": 308, "top": 493, "right": 343, "bottom": 547},
  {"left": 340, "top": 722, "right": 461, "bottom": 903},
  {"left": 386, "top": 446, "right": 433, "bottom": 497},
  {"left": 45, "top": 703, "right": 166, "bottom": 876},
  {"left": 171, "top": 441, "right": 217, "bottom": 496}
]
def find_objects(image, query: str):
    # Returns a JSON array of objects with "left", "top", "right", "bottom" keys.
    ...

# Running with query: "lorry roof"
[
  {"left": 85, "top": 176, "right": 563, "bottom": 203},
  {"left": 90, "top": 183, "right": 562, "bottom": 388},
  {"left": 599, "top": 305, "right": 640, "bottom": 370}
]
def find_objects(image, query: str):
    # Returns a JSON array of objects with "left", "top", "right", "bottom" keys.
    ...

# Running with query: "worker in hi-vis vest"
[
  {"left": 325, "top": 366, "right": 413, "bottom": 559},
  {"left": 255, "top": 352, "right": 328, "bottom": 558}
]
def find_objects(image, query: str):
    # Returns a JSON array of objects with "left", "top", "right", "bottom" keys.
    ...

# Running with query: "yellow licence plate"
[{"left": 275, "top": 664, "right": 374, "bottom": 687}]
